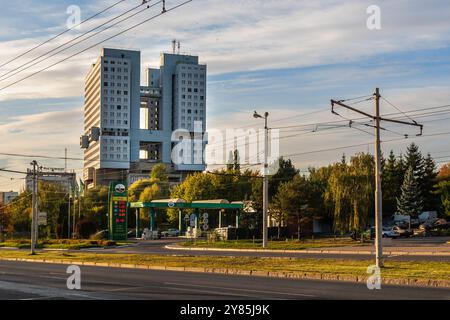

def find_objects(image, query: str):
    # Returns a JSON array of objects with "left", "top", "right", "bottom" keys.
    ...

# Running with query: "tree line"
[{"left": 1, "top": 143, "right": 449, "bottom": 239}]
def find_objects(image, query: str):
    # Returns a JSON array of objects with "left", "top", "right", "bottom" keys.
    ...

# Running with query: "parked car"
[
  {"left": 141, "top": 228, "right": 161, "bottom": 240},
  {"left": 161, "top": 228, "right": 180, "bottom": 237},
  {"left": 382, "top": 227, "right": 399, "bottom": 239},
  {"left": 391, "top": 226, "right": 414, "bottom": 237},
  {"left": 419, "top": 218, "right": 449, "bottom": 231}
]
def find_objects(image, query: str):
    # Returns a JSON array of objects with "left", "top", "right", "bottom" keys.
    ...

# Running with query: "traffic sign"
[{"left": 38, "top": 212, "right": 47, "bottom": 226}]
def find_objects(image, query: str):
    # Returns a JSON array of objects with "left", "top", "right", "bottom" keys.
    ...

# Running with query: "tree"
[
  {"left": 382, "top": 151, "right": 398, "bottom": 215},
  {"left": 38, "top": 182, "right": 67, "bottom": 238},
  {"left": 274, "top": 175, "right": 313, "bottom": 240},
  {"left": 422, "top": 153, "right": 438, "bottom": 210},
  {"left": 397, "top": 166, "right": 423, "bottom": 217},
  {"left": 269, "top": 157, "right": 299, "bottom": 199},
  {"left": 435, "top": 181, "right": 450, "bottom": 218},
  {"left": 150, "top": 163, "right": 168, "bottom": 182},
  {"left": 326, "top": 153, "right": 374, "bottom": 233},
  {"left": 438, "top": 163, "right": 450, "bottom": 180}
]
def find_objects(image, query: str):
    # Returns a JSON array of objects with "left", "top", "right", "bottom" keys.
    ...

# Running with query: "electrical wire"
[
  {"left": 0, "top": 0, "right": 194, "bottom": 92},
  {"left": 0, "top": 0, "right": 128, "bottom": 69}
]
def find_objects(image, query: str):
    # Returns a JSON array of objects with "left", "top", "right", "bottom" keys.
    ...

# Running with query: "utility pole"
[
  {"left": 73, "top": 176, "right": 76, "bottom": 236},
  {"left": 331, "top": 88, "right": 423, "bottom": 268},
  {"left": 30, "top": 160, "right": 38, "bottom": 255},
  {"left": 374, "top": 88, "right": 383, "bottom": 268},
  {"left": 67, "top": 180, "right": 71, "bottom": 239},
  {"left": 253, "top": 111, "right": 269, "bottom": 248}
]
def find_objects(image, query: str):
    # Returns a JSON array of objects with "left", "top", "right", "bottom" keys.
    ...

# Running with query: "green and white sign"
[{"left": 108, "top": 182, "right": 128, "bottom": 241}]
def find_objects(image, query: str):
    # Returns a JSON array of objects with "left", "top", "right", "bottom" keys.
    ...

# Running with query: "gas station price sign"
[{"left": 108, "top": 182, "right": 128, "bottom": 241}]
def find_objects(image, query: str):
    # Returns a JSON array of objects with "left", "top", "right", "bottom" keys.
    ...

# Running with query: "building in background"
[
  {"left": 82, "top": 48, "right": 207, "bottom": 188},
  {"left": 0, "top": 192, "right": 18, "bottom": 206}
]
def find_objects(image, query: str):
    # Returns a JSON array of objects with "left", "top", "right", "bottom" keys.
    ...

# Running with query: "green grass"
[
  {"left": 180, "top": 238, "right": 369, "bottom": 250},
  {"left": 0, "top": 239, "right": 121, "bottom": 250},
  {"left": 0, "top": 250, "right": 448, "bottom": 282}
]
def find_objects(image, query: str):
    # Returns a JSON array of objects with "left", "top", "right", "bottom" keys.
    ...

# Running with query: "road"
[
  {"left": 78, "top": 238, "right": 450, "bottom": 262},
  {"left": 0, "top": 260, "right": 449, "bottom": 300}
]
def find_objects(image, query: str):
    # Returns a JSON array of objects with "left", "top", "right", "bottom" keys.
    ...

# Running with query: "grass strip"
[{"left": 179, "top": 238, "right": 369, "bottom": 250}]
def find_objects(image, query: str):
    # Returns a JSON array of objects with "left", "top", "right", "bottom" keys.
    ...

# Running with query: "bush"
[{"left": 77, "top": 220, "right": 98, "bottom": 239}]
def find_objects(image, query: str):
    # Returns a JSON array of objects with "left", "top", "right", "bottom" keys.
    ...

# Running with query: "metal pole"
[
  {"left": 263, "top": 113, "right": 269, "bottom": 248},
  {"left": 374, "top": 88, "right": 383, "bottom": 268},
  {"left": 67, "top": 181, "right": 71, "bottom": 239},
  {"left": 30, "top": 161, "right": 37, "bottom": 255}
]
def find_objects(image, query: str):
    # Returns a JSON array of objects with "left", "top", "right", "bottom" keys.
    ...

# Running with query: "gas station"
[{"left": 129, "top": 199, "right": 244, "bottom": 239}]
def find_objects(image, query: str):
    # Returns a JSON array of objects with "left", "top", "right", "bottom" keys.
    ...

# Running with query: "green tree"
[
  {"left": 274, "top": 175, "right": 313, "bottom": 240},
  {"left": 435, "top": 181, "right": 450, "bottom": 218},
  {"left": 38, "top": 181, "right": 67, "bottom": 238},
  {"left": 397, "top": 166, "right": 423, "bottom": 217},
  {"left": 382, "top": 150, "right": 403, "bottom": 215},
  {"left": 422, "top": 153, "right": 438, "bottom": 210},
  {"left": 326, "top": 153, "right": 374, "bottom": 233},
  {"left": 269, "top": 157, "right": 299, "bottom": 199}
]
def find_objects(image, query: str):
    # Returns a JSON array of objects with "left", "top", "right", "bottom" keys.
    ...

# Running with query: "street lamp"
[{"left": 253, "top": 111, "right": 269, "bottom": 248}]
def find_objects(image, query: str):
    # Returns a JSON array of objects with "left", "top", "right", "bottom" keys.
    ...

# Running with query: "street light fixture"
[{"left": 253, "top": 110, "right": 269, "bottom": 248}]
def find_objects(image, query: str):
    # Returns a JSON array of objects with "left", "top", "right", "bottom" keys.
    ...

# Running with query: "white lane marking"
[
  {"left": 165, "top": 282, "right": 316, "bottom": 298},
  {"left": 166, "top": 285, "right": 275, "bottom": 299}
]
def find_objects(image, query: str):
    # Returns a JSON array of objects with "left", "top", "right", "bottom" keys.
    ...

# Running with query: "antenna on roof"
[
  {"left": 172, "top": 39, "right": 177, "bottom": 54},
  {"left": 177, "top": 41, "right": 181, "bottom": 54}
]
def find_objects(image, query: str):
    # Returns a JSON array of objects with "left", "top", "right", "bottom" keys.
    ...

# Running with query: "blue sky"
[{"left": 1, "top": 0, "right": 450, "bottom": 191}]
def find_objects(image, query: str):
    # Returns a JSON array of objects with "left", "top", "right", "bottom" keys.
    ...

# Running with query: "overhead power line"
[
  {"left": 0, "top": 0, "right": 194, "bottom": 92},
  {"left": 0, "top": 0, "right": 152, "bottom": 82},
  {"left": 0, "top": 0, "right": 128, "bottom": 70}
]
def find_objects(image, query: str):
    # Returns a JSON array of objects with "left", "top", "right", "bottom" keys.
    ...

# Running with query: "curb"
[
  {"left": 164, "top": 245, "right": 450, "bottom": 256},
  {"left": 1, "top": 257, "right": 449, "bottom": 289}
]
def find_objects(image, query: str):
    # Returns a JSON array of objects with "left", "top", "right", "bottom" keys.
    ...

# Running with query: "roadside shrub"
[{"left": 77, "top": 220, "right": 98, "bottom": 239}]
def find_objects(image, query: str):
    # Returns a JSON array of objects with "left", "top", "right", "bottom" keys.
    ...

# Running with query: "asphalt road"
[
  {"left": 78, "top": 239, "right": 450, "bottom": 262},
  {"left": 0, "top": 260, "right": 449, "bottom": 300}
]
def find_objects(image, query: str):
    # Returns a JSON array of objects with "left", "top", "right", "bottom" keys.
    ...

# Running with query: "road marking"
[
  {"left": 165, "top": 282, "right": 316, "bottom": 298},
  {"left": 165, "top": 285, "right": 274, "bottom": 299}
]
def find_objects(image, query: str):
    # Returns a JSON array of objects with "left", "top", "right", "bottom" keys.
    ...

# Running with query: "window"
[
  {"left": 140, "top": 107, "right": 149, "bottom": 130},
  {"left": 104, "top": 82, "right": 108, "bottom": 86},
  {"left": 104, "top": 67, "right": 108, "bottom": 72},
  {"left": 124, "top": 91, "right": 128, "bottom": 95}
]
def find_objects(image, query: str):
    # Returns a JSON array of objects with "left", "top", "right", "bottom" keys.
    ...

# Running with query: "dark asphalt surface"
[
  {"left": 0, "top": 260, "right": 449, "bottom": 300},
  {"left": 77, "top": 239, "right": 450, "bottom": 262}
]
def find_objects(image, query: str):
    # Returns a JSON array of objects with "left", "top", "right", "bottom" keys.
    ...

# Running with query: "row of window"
[
  {"left": 102, "top": 153, "right": 128, "bottom": 160},
  {"left": 181, "top": 73, "right": 205, "bottom": 79},
  {"left": 103, "top": 97, "right": 129, "bottom": 103},
  {"left": 103, "top": 82, "right": 128, "bottom": 88},
  {"left": 181, "top": 87, "right": 204, "bottom": 93},
  {"left": 182, "top": 109, "right": 203, "bottom": 114},
  {"left": 104, "top": 60, "right": 128, "bottom": 65},
  {"left": 103, "top": 119, "right": 129, "bottom": 125},
  {"left": 102, "top": 138, "right": 128, "bottom": 145},
  {"left": 103, "top": 112, "right": 128, "bottom": 118},
  {"left": 103, "top": 104, "right": 128, "bottom": 111},
  {"left": 181, "top": 102, "right": 204, "bottom": 108},
  {"left": 104, "top": 67, "right": 129, "bottom": 73},
  {"left": 181, "top": 80, "right": 205, "bottom": 86},
  {"left": 181, "top": 116, "right": 204, "bottom": 121},
  {"left": 103, "top": 86, "right": 129, "bottom": 95},
  {"left": 181, "top": 95, "right": 205, "bottom": 100},
  {"left": 104, "top": 74, "right": 129, "bottom": 81},
  {"left": 103, "top": 146, "right": 128, "bottom": 152}
]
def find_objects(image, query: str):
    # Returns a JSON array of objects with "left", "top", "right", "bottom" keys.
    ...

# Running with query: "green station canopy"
[{"left": 130, "top": 198, "right": 244, "bottom": 210}]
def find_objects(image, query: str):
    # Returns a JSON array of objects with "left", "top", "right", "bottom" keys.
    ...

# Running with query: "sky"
[{"left": 1, "top": 0, "right": 450, "bottom": 191}]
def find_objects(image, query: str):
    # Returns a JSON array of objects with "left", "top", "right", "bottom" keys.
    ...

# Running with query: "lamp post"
[{"left": 253, "top": 111, "right": 269, "bottom": 248}]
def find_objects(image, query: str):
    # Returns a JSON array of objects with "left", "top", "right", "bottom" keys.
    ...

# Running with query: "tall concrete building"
[{"left": 82, "top": 48, "right": 207, "bottom": 188}]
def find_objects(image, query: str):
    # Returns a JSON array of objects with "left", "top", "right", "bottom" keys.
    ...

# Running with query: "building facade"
[{"left": 82, "top": 48, "right": 207, "bottom": 188}]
